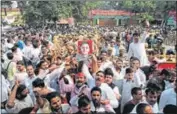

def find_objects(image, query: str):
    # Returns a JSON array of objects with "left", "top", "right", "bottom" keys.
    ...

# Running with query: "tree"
[
  {"left": 23, "top": 1, "right": 73, "bottom": 28},
  {"left": 1, "top": 1, "right": 12, "bottom": 16}
]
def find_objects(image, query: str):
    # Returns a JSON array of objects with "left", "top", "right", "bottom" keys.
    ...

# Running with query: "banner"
[{"left": 157, "top": 62, "right": 176, "bottom": 70}]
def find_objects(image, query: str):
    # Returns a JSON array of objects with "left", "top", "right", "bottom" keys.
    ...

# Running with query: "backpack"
[{"left": 1, "top": 61, "right": 12, "bottom": 79}]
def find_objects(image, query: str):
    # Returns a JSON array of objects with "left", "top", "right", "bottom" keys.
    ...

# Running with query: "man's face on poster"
[{"left": 80, "top": 43, "right": 90, "bottom": 55}]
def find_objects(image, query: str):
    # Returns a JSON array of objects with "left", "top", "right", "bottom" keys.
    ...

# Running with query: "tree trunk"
[
  {"left": 20, "top": 8, "right": 23, "bottom": 15},
  {"left": 4, "top": 8, "right": 7, "bottom": 16}
]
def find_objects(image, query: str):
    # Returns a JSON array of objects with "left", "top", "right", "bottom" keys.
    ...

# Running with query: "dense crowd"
[{"left": 1, "top": 25, "right": 177, "bottom": 114}]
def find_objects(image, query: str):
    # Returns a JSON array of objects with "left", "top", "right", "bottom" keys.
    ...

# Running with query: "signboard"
[
  {"left": 89, "top": 10, "right": 134, "bottom": 18},
  {"left": 157, "top": 62, "right": 176, "bottom": 70},
  {"left": 169, "top": 11, "right": 176, "bottom": 21}
]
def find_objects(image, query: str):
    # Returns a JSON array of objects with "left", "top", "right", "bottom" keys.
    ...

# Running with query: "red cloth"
[{"left": 157, "top": 63, "right": 176, "bottom": 70}]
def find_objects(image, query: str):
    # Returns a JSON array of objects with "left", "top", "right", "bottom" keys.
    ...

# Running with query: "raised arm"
[
  {"left": 82, "top": 63, "right": 95, "bottom": 88},
  {"left": 6, "top": 81, "right": 19, "bottom": 108}
]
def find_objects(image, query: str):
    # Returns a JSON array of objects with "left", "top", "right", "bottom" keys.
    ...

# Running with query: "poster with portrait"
[{"left": 77, "top": 40, "right": 93, "bottom": 56}]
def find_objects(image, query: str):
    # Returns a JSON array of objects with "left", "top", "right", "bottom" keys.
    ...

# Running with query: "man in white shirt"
[
  {"left": 128, "top": 33, "right": 149, "bottom": 66},
  {"left": 14, "top": 61, "right": 28, "bottom": 83},
  {"left": 23, "top": 65, "right": 37, "bottom": 103},
  {"left": 90, "top": 87, "right": 115, "bottom": 113},
  {"left": 159, "top": 79, "right": 177, "bottom": 112},
  {"left": 30, "top": 40, "right": 41, "bottom": 66},
  {"left": 131, "top": 88, "right": 159, "bottom": 113},
  {"left": 145, "top": 88, "right": 159, "bottom": 113},
  {"left": 22, "top": 40, "right": 33, "bottom": 61},
  {"left": 132, "top": 58, "right": 146, "bottom": 88},
  {"left": 1, "top": 75, "right": 11, "bottom": 109},
  {"left": 6, "top": 38, "right": 14, "bottom": 51},
  {"left": 95, "top": 71, "right": 119, "bottom": 109},
  {"left": 99, "top": 50, "right": 115, "bottom": 72},
  {"left": 112, "top": 58, "right": 125, "bottom": 81},
  {"left": 6, "top": 82, "right": 34, "bottom": 113},
  {"left": 11, "top": 46, "right": 23, "bottom": 63}
]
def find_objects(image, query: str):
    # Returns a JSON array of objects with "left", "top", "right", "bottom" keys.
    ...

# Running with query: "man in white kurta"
[
  {"left": 128, "top": 33, "right": 149, "bottom": 66},
  {"left": 159, "top": 82, "right": 177, "bottom": 112}
]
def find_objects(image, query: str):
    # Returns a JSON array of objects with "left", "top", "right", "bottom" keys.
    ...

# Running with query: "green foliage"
[
  {"left": 23, "top": 1, "right": 73, "bottom": 27},
  {"left": 1, "top": 1, "right": 12, "bottom": 8},
  {"left": 18, "top": 1, "right": 176, "bottom": 27},
  {"left": 141, "top": 13, "right": 154, "bottom": 21}
]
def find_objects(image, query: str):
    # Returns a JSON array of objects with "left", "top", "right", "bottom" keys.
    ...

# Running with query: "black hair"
[
  {"left": 104, "top": 68, "right": 114, "bottom": 77},
  {"left": 32, "top": 78, "right": 45, "bottom": 88},
  {"left": 136, "top": 103, "right": 150, "bottom": 114},
  {"left": 17, "top": 61, "right": 24, "bottom": 66},
  {"left": 160, "top": 69, "right": 170, "bottom": 76},
  {"left": 148, "top": 50, "right": 156, "bottom": 55},
  {"left": 11, "top": 84, "right": 26, "bottom": 100},
  {"left": 146, "top": 81, "right": 162, "bottom": 91},
  {"left": 11, "top": 46, "right": 17, "bottom": 52},
  {"left": 145, "top": 88, "right": 158, "bottom": 95},
  {"left": 46, "top": 92, "right": 60, "bottom": 103},
  {"left": 130, "top": 56, "right": 136, "bottom": 60},
  {"left": 132, "top": 57, "right": 140, "bottom": 63},
  {"left": 116, "top": 58, "right": 123, "bottom": 63},
  {"left": 101, "top": 50, "right": 107, "bottom": 54},
  {"left": 131, "top": 87, "right": 142, "bottom": 96},
  {"left": 91, "top": 87, "right": 102, "bottom": 94},
  {"left": 78, "top": 95, "right": 90, "bottom": 109},
  {"left": 97, "top": 56, "right": 103, "bottom": 61},
  {"left": 26, "top": 64, "right": 34, "bottom": 68},
  {"left": 37, "top": 60, "right": 47, "bottom": 68},
  {"left": 163, "top": 105, "right": 177, "bottom": 114},
  {"left": 34, "top": 68, "right": 40, "bottom": 76},
  {"left": 18, "top": 107, "right": 34, "bottom": 114},
  {"left": 126, "top": 68, "right": 133, "bottom": 74},
  {"left": 133, "top": 32, "right": 139, "bottom": 37},
  {"left": 7, "top": 52, "right": 14, "bottom": 60},
  {"left": 42, "top": 40, "right": 49, "bottom": 47},
  {"left": 96, "top": 71, "right": 104, "bottom": 76},
  {"left": 32, "top": 40, "right": 38, "bottom": 48},
  {"left": 15, "top": 84, "right": 26, "bottom": 95}
]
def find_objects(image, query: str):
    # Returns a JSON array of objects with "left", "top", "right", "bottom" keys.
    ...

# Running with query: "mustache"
[{"left": 76, "top": 81, "right": 83, "bottom": 83}]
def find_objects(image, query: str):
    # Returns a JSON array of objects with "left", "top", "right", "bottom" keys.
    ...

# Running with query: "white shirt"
[
  {"left": 24, "top": 75, "right": 37, "bottom": 103},
  {"left": 82, "top": 64, "right": 95, "bottom": 89},
  {"left": 6, "top": 43, "right": 14, "bottom": 50},
  {"left": 159, "top": 88, "right": 177, "bottom": 111},
  {"left": 128, "top": 42, "right": 148, "bottom": 66},
  {"left": 121, "top": 80, "right": 136, "bottom": 112},
  {"left": 99, "top": 60, "right": 114, "bottom": 72},
  {"left": 90, "top": 101, "right": 115, "bottom": 113},
  {"left": 30, "top": 47, "right": 41, "bottom": 64},
  {"left": 13, "top": 48, "right": 23, "bottom": 62},
  {"left": 6, "top": 94, "right": 34, "bottom": 113},
  {"left": 112, "top": 67, "right": 125, "bottom": 81},
  {"left": 22, "top": 45, "right": 33, "bottom": 60},
  {"left": 134, "top": 69, "right": 146, "bottom": 88},
  {"left": 14, "top": 72, "right": 28, "bottom": 83},
  {"left": 99, "top": 83, "right": 119, "bottom": 108},
  {"left": 131, "top": 101, "right": 159, "bottom": 113},
  {"left": 44, "top": 63, "right": 65, "bottom": 90},
  {"left": 0, "top": 75, "right": 10, "bottom": 102}
]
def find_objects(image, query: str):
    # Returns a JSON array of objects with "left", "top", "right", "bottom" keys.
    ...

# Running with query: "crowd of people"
[{"left": 1, "top": 25, "right": 177, "bottom": 114}]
